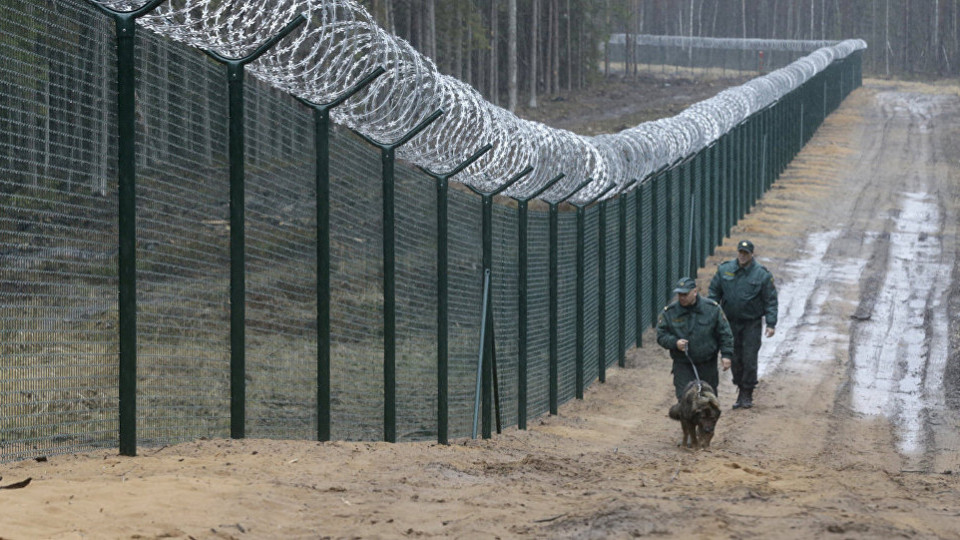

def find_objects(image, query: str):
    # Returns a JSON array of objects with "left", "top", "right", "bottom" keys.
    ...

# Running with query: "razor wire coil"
[{"left": 91, "top": 0, "right": 866, "bottom": 204}]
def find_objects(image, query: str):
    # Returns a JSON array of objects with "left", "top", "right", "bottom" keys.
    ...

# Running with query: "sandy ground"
[{"left": 2, "top": 78, "right": 960, "bottom": 539}]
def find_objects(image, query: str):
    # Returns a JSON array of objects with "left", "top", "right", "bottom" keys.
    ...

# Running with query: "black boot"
[
  {"left": 741, "top": 388, "right": 754, "bottom": 409},
  {"left": 732, "top": 387, "right": 744, "bottom": 410}
]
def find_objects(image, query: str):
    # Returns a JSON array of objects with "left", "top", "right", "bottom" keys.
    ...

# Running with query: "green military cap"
[
  {"left": 737, "top": 239, "right": 754, "bottom": 253},
  {"left": 673, "top": 277, "right": 697, "bottom": 294}
]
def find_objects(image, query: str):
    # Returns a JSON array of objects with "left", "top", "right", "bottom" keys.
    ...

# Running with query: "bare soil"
[{"left": 1, "top": 76, "right": 960, "bottom": 539}]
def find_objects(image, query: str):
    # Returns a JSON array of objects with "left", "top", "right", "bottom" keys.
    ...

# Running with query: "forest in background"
[{"left": 360, "top": 0, "right": 960, "bottom": 110}]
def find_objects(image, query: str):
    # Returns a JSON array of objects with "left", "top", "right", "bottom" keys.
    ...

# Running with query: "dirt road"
[{"left": 1, "top": 79, "right": 959, "bottom": 539}]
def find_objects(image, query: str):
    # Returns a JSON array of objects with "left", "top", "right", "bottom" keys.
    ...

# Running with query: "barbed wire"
[{"left": 92, "top": 0, "right": 866, "bottom": 203}]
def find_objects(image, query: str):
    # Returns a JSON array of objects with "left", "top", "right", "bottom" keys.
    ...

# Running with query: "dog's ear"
[{"left": 707, "top": 394, "right": 721, "bottom": 412}]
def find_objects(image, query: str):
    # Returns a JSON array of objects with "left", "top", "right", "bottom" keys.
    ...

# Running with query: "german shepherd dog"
[{"left": 669, "top": 380, "right": 722, "bottom": 449}]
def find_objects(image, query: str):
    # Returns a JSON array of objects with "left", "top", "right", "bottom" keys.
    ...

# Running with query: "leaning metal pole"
[
  {"left": 205, "top": 13, "right": 307, "bottom": 440},
  {"left": 86, "top": 0, "right": 165, "bottom": 458},
  {"left": 419, "top": 143, "right": 493, "bottom": 444},
  {"left": 464, "top": 167, "right": 533, "bottom": 438}
]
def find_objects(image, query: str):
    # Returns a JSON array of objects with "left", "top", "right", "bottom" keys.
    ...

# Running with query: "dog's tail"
[{"left": 668, "top": 402, "right": 682, "bottom": 421}]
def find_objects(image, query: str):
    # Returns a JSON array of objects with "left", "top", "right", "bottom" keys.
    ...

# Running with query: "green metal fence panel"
[
  {"left": 639, "top": 182, "right": 656, "bottom": 331},
  {"left": 623, "top": 192, "right": 638, "bottom": 351},
  {"left": 603, "top": 201, "right": 620, "bottom": 368},
  {"left": 583, "top": 205, "right": 601, "bottom": 389},
  {"left": 394, "top": 166, "right": 438, "bottom": 441},
  {"left": 243, "top": 85, "right": 318, "bottom": 442},
  {"left": 445, "top": 188, "right": 483, "bottom": 438},
  {"left": 557, "top": 211, "right": 577, "bottom": 404},
  {"left": 492, "top": 201, "right": 519, "bottom": 430},
  {"left": 0, "top": 1, "right": 119, "bottom": 460},
  {"left": 526, "top": 208, "right": 551, "bottom": 418}
]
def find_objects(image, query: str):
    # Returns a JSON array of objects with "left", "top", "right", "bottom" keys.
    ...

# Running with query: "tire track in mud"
[{"left": 844, "top": 91, "right": 958, "bottom": 470}]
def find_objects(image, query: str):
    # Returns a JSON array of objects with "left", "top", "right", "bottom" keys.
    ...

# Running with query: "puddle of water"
[{"left": 850, "top": 191, "right": 952, "bottom": 454}]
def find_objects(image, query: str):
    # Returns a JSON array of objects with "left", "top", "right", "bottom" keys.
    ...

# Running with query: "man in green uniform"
[
  {"left": 708, "top": 240, "right": 778, "bottom": 410},
  {"left": 656, "top": 277, "right": 734, "bottom": 401}
]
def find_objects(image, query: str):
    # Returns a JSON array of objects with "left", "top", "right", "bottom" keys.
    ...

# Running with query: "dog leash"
[{"left": 684, "top": 348, "right": 703, "bottom": 395}]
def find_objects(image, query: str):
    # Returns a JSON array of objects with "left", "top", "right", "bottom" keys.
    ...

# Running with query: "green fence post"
[
  {"left": 86, "top": 0, "right": 165, "bottom": 458},
  {"left": 510, "top": 173, "right": 565, "bottom": 430},
  {"left": 650, "top": 175, "right": 662, "bottom": 322},
  {"left": 419, "top": 144, "right": 493, "bottom": 444},
  {"left": 355, "top": 109, "right": 444, "bottom": 442},
  {"left": 597, "top": 200, "right": 607, "bottom": 384},
  {"left": 547, "top": 178, "right": 592, "bottom": 414},
  {"left": 571, "top": 184, "right": 616, "bottom": 398},
  {"left": 296, "top": 67, "right": 385, "bottom": 443},
  {"left": 204, "top": 14, "right": 307, "bottom": 440},
  {"left": 618, "top": 181, "right": 636, "bottom": 366},
  {"left": 634, "top": 180, "right": 644, "bottom": 346}
]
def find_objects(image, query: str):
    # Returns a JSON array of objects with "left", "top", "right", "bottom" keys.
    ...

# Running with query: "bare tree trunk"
[
  {"left": 697, "top": 0, "right": 704, "bottom": 37},
  {"left": 885, "top": 0, "right": 891, "bottom": 76},
  {"left": 565, "top": 0, "right": 572, "bottom": 92},
  {"left": 904, "top": 0, "right": 911, "bottom": 74},
  {"left": 466, "top": 21, "right": 474, "bottom": 86},
  {"left": 508, "top": 0, "right": 518, "bottom": 111},
  {"left": 603, "top": 0, "right": 609, "bottom": 76},
  {"left": 740, "top": 0, "right": 747, "bottom": 39},
  {"left": 934, "top": 0, "right": 940, "bottom": 70},
  {"left": 455, "top": 1, "right": 464, "bottom": 79},
  {"left": 490, "top": 0, "right": 499, "bottom": 105},
  {"left": 550, "top": 0, "right": 560, "bottom": 94},
  {"left": 821, "top": 0, "right": 825, "bottom": 39},
  {"left": 529, "top": 0, "right": 539, "bottom": 107},
  {"left": 771, "top": 0, "right": 779, "bottom": 38},
  {"left": 810, "top": 0, "right": 815, "bottom": 39},
  {"left": 425, "top": 0, "right": 436, "bottom": 59}
]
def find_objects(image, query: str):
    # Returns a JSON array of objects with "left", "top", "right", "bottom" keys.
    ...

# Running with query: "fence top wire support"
[
  {"left": 204, "top": 14, "right": 307, "bottom": 68},
  {"left": 296, "top": 66, "right": 386, "bottom": 112},
  {"left": 513, "top": 173, "right": 567, "bottom": 204},
  {"left": 570, "top": 183, "right": 617, "bottom": 210},
  {"left": 356, "top": 109, "right": 445, "bottom": 151},
  {"left": 88, "top": 0, "right": 166, "bottom": 20},
  {"left": 419, "top": 144, "right": 494, "bottom": 181},
  {"left": 464, "top": 165, "right": 535, "bottom": 199},
  {"left": 549, "top": 177, "right": 595, "bottom": 207}
]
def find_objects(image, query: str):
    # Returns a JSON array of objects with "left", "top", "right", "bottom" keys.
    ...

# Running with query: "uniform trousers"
[{"left": 728, "top": 317, "right": 762, "bottom": 390}]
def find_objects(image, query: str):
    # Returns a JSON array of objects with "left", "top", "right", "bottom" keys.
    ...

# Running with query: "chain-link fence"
[{"left": 0, "top": 0, "right": 862, "bottom": 461}]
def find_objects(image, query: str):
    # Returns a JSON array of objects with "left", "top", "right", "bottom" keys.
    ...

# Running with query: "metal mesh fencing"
[
  {"left": 0, "top": 1, "right": 119, "bottom": 460},
  {"left": 525, "top": 208, "right": 551, "bottom": 419},
  {"left": 134, "top": 30, "right": 232, "bottom": 447},
  {"left": 328, "top": 128, "right": 384, "bottom": 442},
  {"left": 0, "top": 0, "right": 863, "bottom": 458},
  {"left": 492, "top": 201, "right": 519, "bottom": 431},
  {"left": 603, "top": 202, "right": 621, "bottom": 367},
  {"left": 556, "top": 212, "right": 578, "bottom": 405},
  {"left": 395, "top": 157, "right": 438, "bottom": 441},
  {"left": 446, "top": 188, "right": 482, "bottom": 438}
]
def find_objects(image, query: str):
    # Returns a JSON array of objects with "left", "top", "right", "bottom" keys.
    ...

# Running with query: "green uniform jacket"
[
  {"left": 708, "top": 259, "right": 778, "bottom": 327},
  {"left": 656, "top": 296, "right": 734, "bottom": 364}
]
